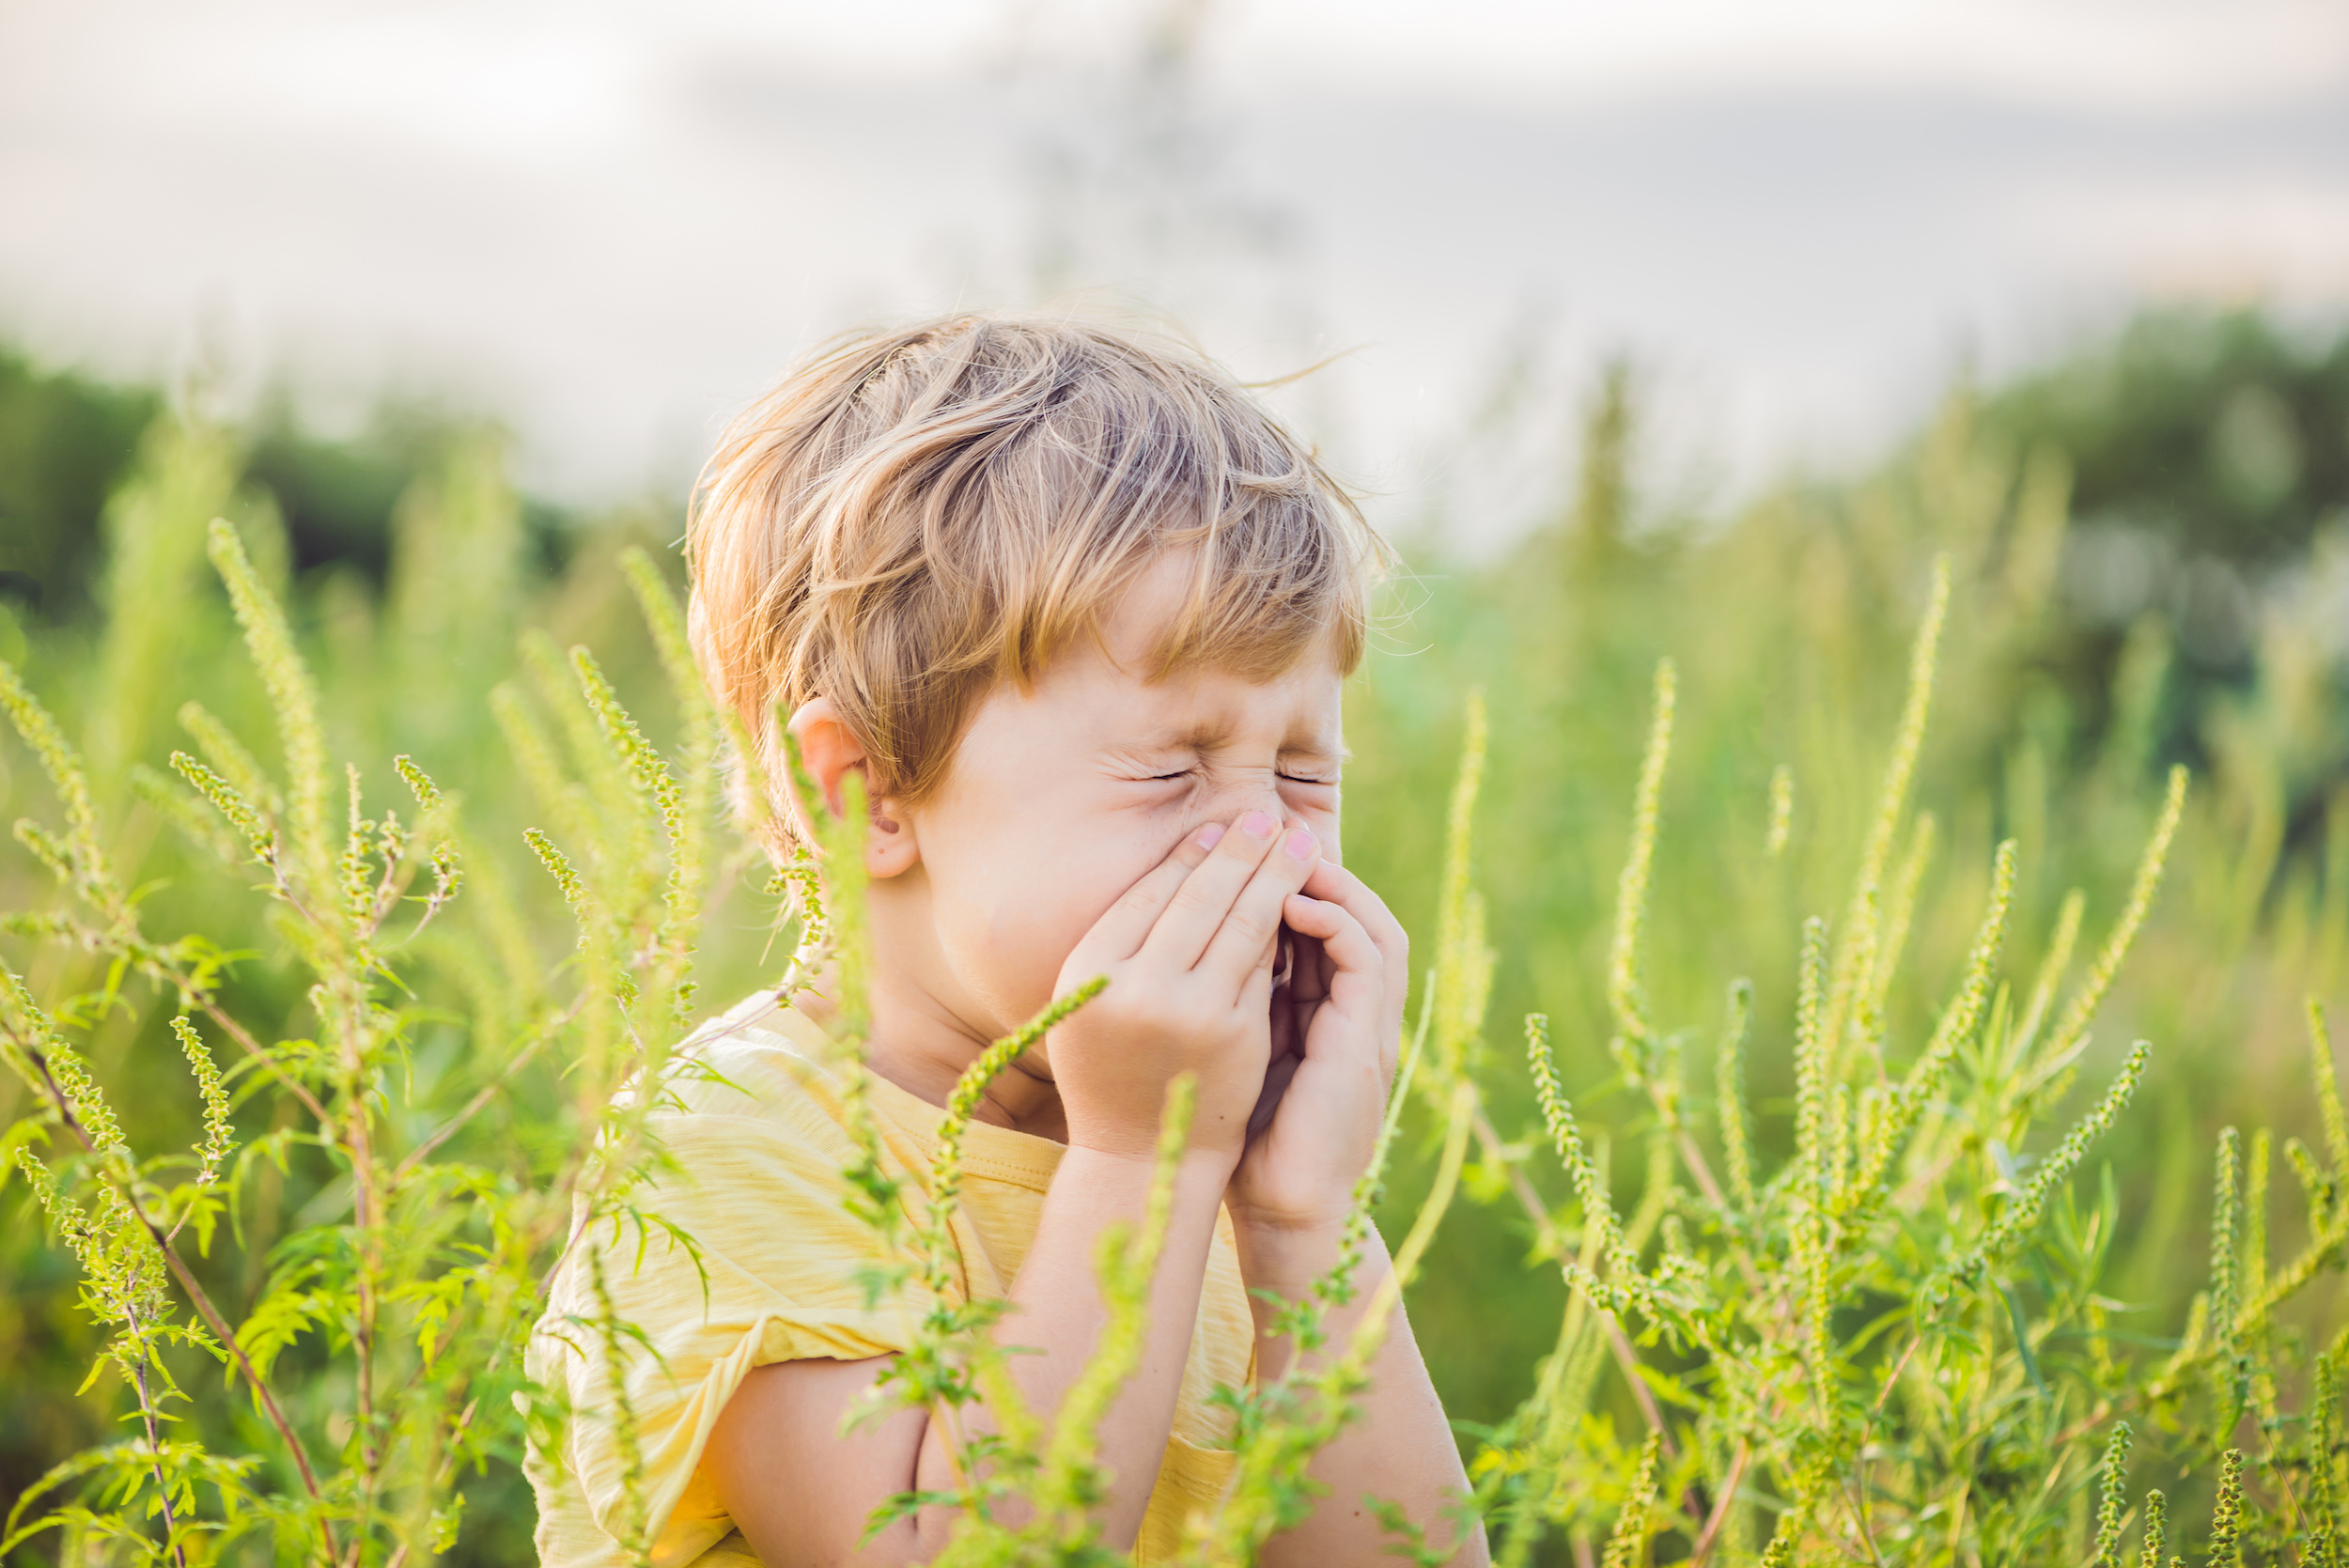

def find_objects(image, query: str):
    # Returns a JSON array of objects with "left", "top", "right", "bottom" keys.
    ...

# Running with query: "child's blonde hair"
[{"left": 687, "top": 311, "right": 1381, "bottom": 848}]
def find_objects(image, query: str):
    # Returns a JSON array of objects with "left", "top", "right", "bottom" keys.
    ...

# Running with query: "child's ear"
[
  {"left": 785, "top": 697, "right": 920, "bottom": 880},
  {"left": 862, "top": 800, "right": 918, "bottom": 879}
]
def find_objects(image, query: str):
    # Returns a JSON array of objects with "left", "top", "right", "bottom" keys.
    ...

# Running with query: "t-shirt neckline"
[{"left": 756, "top": 996, "right": 1068, "bottom": 1192}]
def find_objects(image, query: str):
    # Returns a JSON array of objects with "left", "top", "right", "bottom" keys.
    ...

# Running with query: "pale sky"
[{"left": 4, "top": 0, "right": 2344, "bottom": 542}]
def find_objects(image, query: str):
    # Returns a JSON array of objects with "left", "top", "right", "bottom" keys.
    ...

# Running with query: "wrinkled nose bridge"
[{"left": 1198, "top": 775, "right": 1288, "bottom": 832}]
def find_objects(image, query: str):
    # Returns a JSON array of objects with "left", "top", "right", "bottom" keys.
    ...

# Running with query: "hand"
[
  {"left": 1227, "top": 863, "right": 1408, "bottom": 1234},
  {"left": 1047, "top": 809, "right": 1326, "bottom": 1167}
]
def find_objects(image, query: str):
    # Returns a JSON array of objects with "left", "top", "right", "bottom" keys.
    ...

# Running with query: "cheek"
[
  {"left": 1296, "top": 797, "right": 1343, "bottom": 866},
  {"left": 938, "top": 832, "right": 1170, "bottom": 1004}
]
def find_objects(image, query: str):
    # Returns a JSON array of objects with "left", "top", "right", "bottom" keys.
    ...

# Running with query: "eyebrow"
[
  {"left": 1128, "top": 720, "right": 1349, "bottom": 765},
  {"left": 1279, "top": 734, "right": 1351, "bottom": 767}
]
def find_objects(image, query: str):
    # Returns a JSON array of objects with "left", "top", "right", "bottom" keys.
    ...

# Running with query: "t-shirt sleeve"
[{"left": 530, "top": 1085, "right": 918, "bottom": 1568}]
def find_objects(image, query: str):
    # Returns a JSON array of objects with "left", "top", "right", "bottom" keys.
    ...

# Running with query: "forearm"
[
  {"left": 916, "top": 1145, "right": 1233, "bottom": 1549},
  {"left": 1237, "top": 1222, "right": 1487, "bottom": 1567}
]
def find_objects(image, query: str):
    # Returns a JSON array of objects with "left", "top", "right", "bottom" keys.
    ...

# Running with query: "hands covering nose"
[
  {"left": 1048, "top": 807, "right": 1408, "bottom": 1230},
  {"left": 1232, "top": 853, "right": 1408, "bottom": 1234}
]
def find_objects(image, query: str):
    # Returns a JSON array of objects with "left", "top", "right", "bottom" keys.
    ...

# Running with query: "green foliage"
[
  {"left": 0, "top": 420, "right": 712, "bottom": 1564},
  {"left": 4, "top": 313, "right": 2349, "bottom": 1568},
  {"left": 1430, "top": 588, "right": 2342, "bottom": 1560}
]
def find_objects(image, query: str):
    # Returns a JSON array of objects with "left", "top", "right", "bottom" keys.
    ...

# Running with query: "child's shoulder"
[{"left": 645, "top": 989, "right": 863, "bottom": 1155}]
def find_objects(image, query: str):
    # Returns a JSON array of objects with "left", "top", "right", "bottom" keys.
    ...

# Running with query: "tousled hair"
[{"left": 686, "top": 311, "right": 1382, "bottom": 851}]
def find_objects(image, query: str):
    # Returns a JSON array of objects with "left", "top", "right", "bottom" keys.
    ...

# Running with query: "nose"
[
  {"left": 1187, "top": 780, "right": 1337, "bottom": 865},
  {"left": 1215, "top": 783, "right": 1290, "bottom": 832},
  {"left": 1183, "top": 784, "right": 1288, "bottom": 852}
]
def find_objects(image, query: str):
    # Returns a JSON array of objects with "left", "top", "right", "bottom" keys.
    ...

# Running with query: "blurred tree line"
[
  {"left": 9, "top": 303, "right": 2344, "bottom": 754},
  {"left": 0, "top": 353, "right": 577, "bottom": 624},
  {"left": 1982, "top": 313, "right": 2349, "bottom": 807}
]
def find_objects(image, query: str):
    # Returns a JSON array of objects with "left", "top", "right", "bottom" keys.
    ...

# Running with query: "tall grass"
[{"left": 0, "top": 387, "right": 2343, "bottom": 1564}]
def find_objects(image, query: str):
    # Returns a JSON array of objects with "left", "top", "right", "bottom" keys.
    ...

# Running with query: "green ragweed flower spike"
[
  {"left": 2092, "top": 1421, "right": 2130, "bottom": 1567},
  {"left": 2136, "top": 1487, "right": 2167, "bottom": 1568},
  {"left": 1600, "top": 1430, "right": 1662, "bottom": 1568},
  {"left": 2206, "top": 1448, "right": 2246, "bottom": 1568}
]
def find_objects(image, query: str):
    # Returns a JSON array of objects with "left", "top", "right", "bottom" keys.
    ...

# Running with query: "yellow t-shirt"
[{"left": 525, "top": 990, "right": 1257, "bottom": 1566}]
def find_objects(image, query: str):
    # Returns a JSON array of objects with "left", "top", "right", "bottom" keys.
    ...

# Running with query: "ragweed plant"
[
  {"left": 1447, "top": 559, "right": 2349, "bottom": 1564},
  {"left": 0, "top": 513, "right": 813, "bottom": 1567},
  {"left": 1, "top": 434, "right": 2343, "bottom": 1568}
]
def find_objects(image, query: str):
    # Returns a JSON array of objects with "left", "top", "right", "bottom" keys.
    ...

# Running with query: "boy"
[{"left": 526, "top": 314, "right": 1485, "bottom": 1566}]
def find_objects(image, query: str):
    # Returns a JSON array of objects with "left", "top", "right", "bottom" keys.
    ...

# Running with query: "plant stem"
[
  {"left": 390, "top": 1000, "right": 580, "bottom": 1181},
  {"left": 21, "top": 1039, "right": 337, "bottom": 1560},
  {"left": 121, "top": 1308, "right": 192, "bottom": 1568},
  {"left": 1687, "top": 1443, "right": 1750, "bottom": 1567},
  {"left": 193, "top": 993, "right": 332, "bottom": 1124},
  {"left": 1470, "top": 1105, "right": 1678, "bottom": 1460}
]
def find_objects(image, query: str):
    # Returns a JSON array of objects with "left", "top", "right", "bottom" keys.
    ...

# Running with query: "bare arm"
[
  {"left": 1237, "top": 1221, "right": 1486, "bottom": 1566},
  {"left": 1226, "top": 861, "right": 1486, "bottom": 1563},
  {"left": 706, "top": 1146, "right": 1233, "bottom": 1565}
]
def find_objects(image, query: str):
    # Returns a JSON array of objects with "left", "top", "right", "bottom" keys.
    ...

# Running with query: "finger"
[
  {"left": 1299, "top": 862, "right": 1408, "bottom": 971},
  {"left": 1141, "top": 808, "right": 1285, "bottom": 970},
  {"left": 1277, "top": 893, "right": 1382, "bottom": 1057},
  {"left": 1197, "top": 823, "right": 1322, "bottom": 986},
  {"left": 1299, "top": 862, "right": 1409, "bottom": 1074},
  {"left": 1074, "top": 819, "right": 1227, "bottom": 963}
]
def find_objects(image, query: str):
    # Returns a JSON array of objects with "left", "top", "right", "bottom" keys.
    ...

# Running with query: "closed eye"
[{"left": 1280, "top": 773, "right": 1337, "bottom": 786}]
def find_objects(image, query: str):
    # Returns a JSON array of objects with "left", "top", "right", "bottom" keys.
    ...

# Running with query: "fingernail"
[
  {"left": 1242, "top": 810, "right": 1276, "bottom": 839},
  {"left": 1283, "top": 828, "right": 1317, "bottom": 861},
  {"left": 1195, "top": 822, "right": 1226, "bottom": 851}
]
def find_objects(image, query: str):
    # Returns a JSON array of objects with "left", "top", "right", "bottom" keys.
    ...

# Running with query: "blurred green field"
[
  {"left": 3, "top": 309, "right": 2347, "bottom": 1562},
  {"left": 1347, "top": 320, "right": 2349, "bottom": 1434}
]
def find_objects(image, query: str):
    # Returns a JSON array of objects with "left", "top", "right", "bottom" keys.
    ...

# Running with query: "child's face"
[{"left": 887, "top": 553, "right": 1346, "bottom": 1047}]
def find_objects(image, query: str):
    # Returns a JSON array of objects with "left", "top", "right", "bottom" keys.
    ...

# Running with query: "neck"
[
  {"left": 863, "top": 974, "right": 1069, "bottom": 1141},
  {"left": 805, "top": 880, "right": 1068, "bottom": 1141}
]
